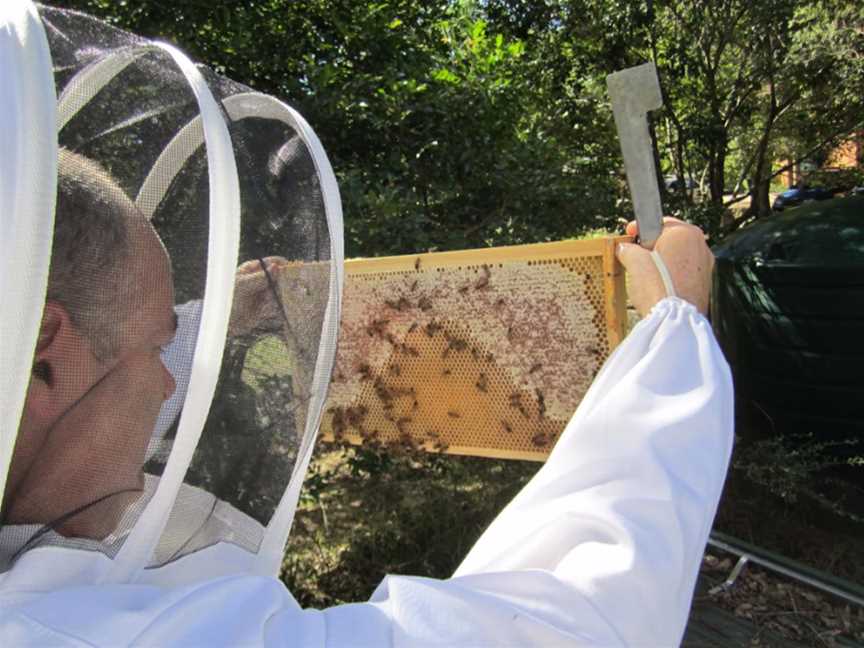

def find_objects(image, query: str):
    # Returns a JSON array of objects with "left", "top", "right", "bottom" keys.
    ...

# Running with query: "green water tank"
[{"left": 711, "top": 196, "right": 864, "bottom": 449}]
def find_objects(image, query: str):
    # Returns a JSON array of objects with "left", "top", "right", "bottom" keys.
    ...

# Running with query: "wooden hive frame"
[{"left": 321, "top": 236, "right": 629, "bottom": 461}]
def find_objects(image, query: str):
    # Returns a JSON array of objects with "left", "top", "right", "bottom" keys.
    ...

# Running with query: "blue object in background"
[{"left": 772, "top": 186, "right": 834, "bottom": 211}]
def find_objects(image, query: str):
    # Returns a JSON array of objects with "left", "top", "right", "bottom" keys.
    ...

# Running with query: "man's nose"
[{"left": 161, "top": 361, "right": 177, "bottom": 401}]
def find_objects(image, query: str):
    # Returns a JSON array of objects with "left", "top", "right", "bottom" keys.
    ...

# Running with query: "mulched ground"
[{"left": 684, "top": 553, "right": 864, "bottom": 647}]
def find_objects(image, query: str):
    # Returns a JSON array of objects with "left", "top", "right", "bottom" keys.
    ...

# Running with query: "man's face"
[{"left": 4, "top": 222, "right": 177, "bottom": 538}]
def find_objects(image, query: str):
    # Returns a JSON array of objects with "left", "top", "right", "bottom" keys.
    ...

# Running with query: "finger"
[
  {"left": 236, "top": 259, "right": 263, "bottom": 275},
  {"left": 236, "top": 256, "right": 287, "bottom": 276},
  {"left": 661, "top": 216, "right": 690, "bottom": 227},
  {"left": 626, "top": 216, "right": 687, "bottom": 239}
]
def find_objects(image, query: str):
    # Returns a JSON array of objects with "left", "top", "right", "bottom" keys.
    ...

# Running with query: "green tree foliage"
[
  {"left": 56, "top": 0, "right": 622, "bottom": 255},
  {"left": 642, "top": 0, "right": 864, "bottom": 226},
  {"left": 49, "top": 0, "right": 864, "bottom": 244}
]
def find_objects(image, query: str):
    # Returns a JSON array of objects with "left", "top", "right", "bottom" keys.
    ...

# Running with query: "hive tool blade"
[{"left": 607, "top": 62, "right": 664, "bottom": 248}]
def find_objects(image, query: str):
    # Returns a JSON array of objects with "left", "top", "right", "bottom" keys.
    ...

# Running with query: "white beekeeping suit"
[{"left": 0, "top": 2, "right": 733, "bottom": 646}]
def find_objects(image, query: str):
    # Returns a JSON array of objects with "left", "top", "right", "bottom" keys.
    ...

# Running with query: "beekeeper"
[{"left": 0, "top": 1, "right": 732, "bottom": 646}]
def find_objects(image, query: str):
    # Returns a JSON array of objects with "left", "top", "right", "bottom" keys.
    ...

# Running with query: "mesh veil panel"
[
  {"left": 149, "top": 94, "right": 332, "bottom": 565},
  {"left": 1, "top": 6, "right": 335, "bottom": 572}
]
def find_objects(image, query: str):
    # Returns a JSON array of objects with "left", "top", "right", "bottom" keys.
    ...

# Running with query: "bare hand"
[
  {"left": 229, "top": 257, "right": 289, "bottom": 337},
  {"left": 616, "top": 218, "right": 714, "bottom": 317}
]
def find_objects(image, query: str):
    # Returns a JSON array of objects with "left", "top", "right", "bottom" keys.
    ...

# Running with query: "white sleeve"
[
  {"left": 1, "top": 297, "right": 732, "bottom": 646},
  {"left": 313, "top": 296, "right": 734, "bottom": 646}
]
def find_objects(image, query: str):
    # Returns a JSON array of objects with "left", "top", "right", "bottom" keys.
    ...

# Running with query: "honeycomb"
[{"left": 321, "top": 238, "right": 627, "bottom": 461}]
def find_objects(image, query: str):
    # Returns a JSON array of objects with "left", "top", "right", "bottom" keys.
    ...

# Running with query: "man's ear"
[
  {"left": 26, "top": 302, "right": 74, "bottom": 421},
  {"left": 35, "top": 301, "right": 67, "bottom": 355}
]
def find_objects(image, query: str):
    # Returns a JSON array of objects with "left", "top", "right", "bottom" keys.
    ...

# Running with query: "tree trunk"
[
  {"left": 751, "top": 176, "right": 772, "bottom": 216},
  {"left": 748, "top": 76, "right": 780, "bottom": 218},
  {"left": 708, "top": 137, "right": 727, "bottom": 206}
]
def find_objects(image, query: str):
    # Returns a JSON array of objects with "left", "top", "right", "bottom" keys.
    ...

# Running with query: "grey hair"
[{"left": 48, "top": 149, "right": 140, "bottom": 360}]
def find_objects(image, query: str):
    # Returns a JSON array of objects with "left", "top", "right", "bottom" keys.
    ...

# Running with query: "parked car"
[
  {"left": 851, "top": 186, "right": 864, "bottom": 196},
  {"left": 771, "top": 185, "right": 833, "bottom": 211},
  {"left": 664, "top": 175, "right": 697, "bottom": 192}
]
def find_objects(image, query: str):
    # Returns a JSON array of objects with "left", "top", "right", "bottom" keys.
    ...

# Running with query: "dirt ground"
[{"left": 692, "top": 553, "right": 864, "bottom": 646}]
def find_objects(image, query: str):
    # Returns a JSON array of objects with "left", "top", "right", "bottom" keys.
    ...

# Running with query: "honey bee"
[
  {"left": 495, "top": 298, "right": 506, "bottom": 307},
  {"left": 448, "top": 336, "right": 468, "bottom": 352},
  {"left": 358, "top": 363, "right": 372, "bottom": 381},
  {"left": 408, "top": 322, "right": 419, "bottom": 333},
  {"left": 434, "top": 440, "right": 450, "bottom": 453},
  {"left": 389, "top": 364, "right": 401, "bottom": 376},
  {"left": 529, "top": 362, "right": 542, "bottom": 374},
  {"left": 531, "top": 432, "right": 549, "bottom": 447},
  {"left": 414, "top": 257, "right": 422, "bottom": 271},
  {"left": 475, "top": 373, "right": 488, "bottom": 392},
  {"left": 535, "top": 388, "right": 546, "bottom": 418},
  {"left": 485, "top": 353, "right": 495, "bottom": 363},
  {"left": 368, "top": 319, "right": 389, "bottom": 337},
  {"left": 425, "top": 320, "right": 442, "bottom": 336},
  {"left": 331, "top": 407, "right": 346, "bottom": 439},
  {"left": 403, "top": 345, "right": 420, "bottom": 357},
  {"left": 458, "top": 285, "right": 470, "bottom": 295},
  {"left": 442, "top": 336, "right": 467, "bottom": 359},
  {"left": 585, "top": 345, "right": 600, "bottom": 356},
  {"left": 410, "top": 279, "right": 418, "bottom": 292},
  {"left": 346, "top": 405, "right": 368, "bottom": 427},
  {"left": 374, "top": 378, "right": 393, "bottom": 402},
  {"left": 385, "top": 297, "right": 411, "bottom": 312},
  {"left": 447, "top": 410, "right": 460, "bottom": 419},
  {"left": 442, "top": 368, "right": 452, "bottom": 376},
  {"left": 508, "top": 392, "right": 530, "bottom": 419},
  {"left": 418, "top": 296, "right": 433, "bottom": 311},
  {"left": 501, "top": 420, "right": 513, "bottom": 434},
  {"left": 474, "top": 264, "right": 491, "bottom": 290},
  {"left": 388, "top": 386, "right": 412, "bottom": 399}
]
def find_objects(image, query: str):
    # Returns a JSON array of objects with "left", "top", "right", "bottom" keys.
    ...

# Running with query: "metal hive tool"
[{"left": 320, "top": 237, "right": 628, "bottom": 461}]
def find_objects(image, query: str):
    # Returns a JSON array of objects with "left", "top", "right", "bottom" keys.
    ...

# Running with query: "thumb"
[
  {"left": 615, "top": 241, "right": 650, "bottom": 272},
  {"left": 616, "top": 242, "right": 668, "bottom": 318}
]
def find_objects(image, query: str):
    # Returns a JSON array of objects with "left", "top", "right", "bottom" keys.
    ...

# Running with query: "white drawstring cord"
[{"left": 650, "top": 249, "right": 677, "bottom": 298}]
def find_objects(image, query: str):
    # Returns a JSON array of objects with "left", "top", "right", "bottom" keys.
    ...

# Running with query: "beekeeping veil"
[{"left": 0, "top": 1, "right": 342, "bottom": 588}]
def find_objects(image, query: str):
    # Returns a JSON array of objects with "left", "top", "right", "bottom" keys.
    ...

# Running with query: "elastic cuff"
[{"left": 646, "top": 296, "right": 704, "bottom": 322}]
